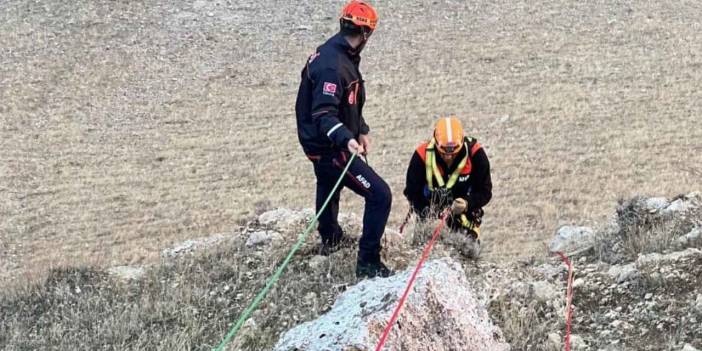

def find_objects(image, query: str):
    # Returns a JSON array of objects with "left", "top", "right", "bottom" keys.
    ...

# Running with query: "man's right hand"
[
  {"left": 451, "top": 198, "right": 468, "bottom": 215},
  {"left": 347, "top": 139, "right": 365, "bottom": 155}
]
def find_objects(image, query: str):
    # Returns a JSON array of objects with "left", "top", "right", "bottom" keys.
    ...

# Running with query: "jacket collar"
[{"left": 328, "top": 32, "right": 362, "bottom": 61}]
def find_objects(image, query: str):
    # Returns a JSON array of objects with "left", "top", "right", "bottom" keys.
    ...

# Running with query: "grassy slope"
[{"left": 1, "top": 0, "right": 701, "bottom": 301}]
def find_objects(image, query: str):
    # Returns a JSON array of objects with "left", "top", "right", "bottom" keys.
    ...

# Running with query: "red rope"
[
  {"left": 554, "top": 251, "right": 575, "bottom": 351},
  {"left": 374, "top": 210, "right": 449, "bottom": 351}
]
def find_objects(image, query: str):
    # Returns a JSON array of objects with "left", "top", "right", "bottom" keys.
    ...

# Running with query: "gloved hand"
[{"left": 451, "top": 198, "right": 468, "bottom": 215}]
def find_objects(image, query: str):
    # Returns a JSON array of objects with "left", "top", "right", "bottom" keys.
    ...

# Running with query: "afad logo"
[
  {"left": 348, "top": 90, "right": 356, "bottom": 105},
  {"left": 459, "top": 175, "right": 470, "bottom": 182},
  {"left": 356, "top": 174, "right": 371, "bottom": 189}
]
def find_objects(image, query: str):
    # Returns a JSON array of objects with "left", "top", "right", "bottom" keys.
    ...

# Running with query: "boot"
[
  {"left": 319, "top": 234, "right": 354, "bottom": 256},
  {"left": 463, "top": 231, "right": 481, "bottom": 259},
  {"left": 356, "top": 259, "right": 394, "bottom": 278}
]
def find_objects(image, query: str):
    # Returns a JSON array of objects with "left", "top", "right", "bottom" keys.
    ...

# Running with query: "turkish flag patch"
[{"left": 322, "top": 82, "right": 337, "bottom": 96}]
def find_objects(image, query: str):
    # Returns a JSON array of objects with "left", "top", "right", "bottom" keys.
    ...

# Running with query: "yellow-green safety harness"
[
  {"left": 425, "top": 138, "right": 480, "bottom": 238},
  {"left": 424, "top": 138, "right": 468, "bottom": 192}
]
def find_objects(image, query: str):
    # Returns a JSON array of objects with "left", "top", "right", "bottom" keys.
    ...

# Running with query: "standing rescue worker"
[
  {"left": 295, "top": 1, "right": 393, "bottom": 278},
  {"left": 403, "top": 116, "right": 493, "bottom": 257}
]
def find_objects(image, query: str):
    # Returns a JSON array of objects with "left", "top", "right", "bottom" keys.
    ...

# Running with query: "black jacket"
[
  {"left": 404, "top": 139, "right": 492, "bottom": 214},
  {"left": 295, "top": 33, "right": 370, "bottom": 155}
]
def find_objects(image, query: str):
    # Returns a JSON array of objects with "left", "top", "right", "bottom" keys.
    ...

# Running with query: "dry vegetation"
[
  {"left": 0, "top": 211, "right": 432, "bottom": 350},
  {"left": 488, "top": 194, "right": 702, "bottom": 350},
  {"left": 1, "top": 0, "right": 701, "bottom": 305},
  {"left": 2, "top": 198, "right": 699, "bottom": 350},
  {"left": 594, "top": 195, "right": 702, "bottom": 263}
]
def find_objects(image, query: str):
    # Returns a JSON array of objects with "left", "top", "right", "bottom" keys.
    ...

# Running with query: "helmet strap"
[
  {"left": 340, "top": 19, "right": 363, "bottom": 36},
  {"left": 340, "top": 19, "right": 372, "bottom": 54}
]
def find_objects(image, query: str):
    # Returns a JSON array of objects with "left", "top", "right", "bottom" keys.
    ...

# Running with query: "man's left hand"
[{"left": 359, "top": 134, "right": 370, "bottom": 155}]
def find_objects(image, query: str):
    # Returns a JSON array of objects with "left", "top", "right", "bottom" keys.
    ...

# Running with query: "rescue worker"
[
  {"left": 403, "top": 116, "right": 493, "bottom": 257},
  {"left": 295, "top": 1, "right": 393, "bottom": 278}
]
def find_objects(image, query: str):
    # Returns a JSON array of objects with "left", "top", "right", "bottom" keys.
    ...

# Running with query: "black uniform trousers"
[{"left": 311, "top": 150, "right": 392, "bottom": 263}]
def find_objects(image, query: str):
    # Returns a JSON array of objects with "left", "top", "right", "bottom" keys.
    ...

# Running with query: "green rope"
[{"left": 213, "top": 152, "right": 357, "bottom": 351}]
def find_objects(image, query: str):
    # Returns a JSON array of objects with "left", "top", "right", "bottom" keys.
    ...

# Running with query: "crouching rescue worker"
[
  {"left": 403, "top": 116, "right": 493, "bottom": 258},
  {"left": 295, "top": 1, "right": 393, "bottom": 278}
]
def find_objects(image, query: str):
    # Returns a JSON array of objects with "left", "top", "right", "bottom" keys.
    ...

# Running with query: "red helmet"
[{"left": 340, "top": 1, "right": 378, "bottom": 31}]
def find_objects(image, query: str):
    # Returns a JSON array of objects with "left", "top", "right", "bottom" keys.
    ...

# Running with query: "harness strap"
[{"left": 425, "top": 138, "right": 469, "bottom": 192}]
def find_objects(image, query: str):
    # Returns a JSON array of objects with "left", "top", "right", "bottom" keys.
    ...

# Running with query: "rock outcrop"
[
  {"left": 548, "top": 225, "right": 595, "bottom": 254},
  {"left": 257, "top": 208, "right": 315, "bottom": 232},
  {"left": 274, "top": 258, "right": 510, "bottom": 351}
]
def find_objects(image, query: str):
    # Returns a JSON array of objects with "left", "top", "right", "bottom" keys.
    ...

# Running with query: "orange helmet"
[
  {"left": 433, "top": 116, "right": 465, "bottom": 155},
  {"left": 340, "top": 1, "right": 378, "bottom": 31}
]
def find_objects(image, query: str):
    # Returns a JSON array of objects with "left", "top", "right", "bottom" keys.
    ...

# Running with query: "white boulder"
[
  {"left": 245, "top": 230, "right": 283, "bottom": 248},
  {"left": 273, "top": 258, "right": 510, "bottom": 351},
  {"left": 258, "top": 208, "right": 314, "bottom": 231},
  {"left": 549, "top": 226, "right": 596, "bottom": 254},
  {"left": 644, "top": 197, "right": 670, "bottom": 212},
  {"left": 676, "top": 227, "right": 701, "bottom": 247},
  {"left": 607, "top": 263, "right": 640, "bottom": 284},
  {"left": 161, "top": 234, "right": 226, "bottom": 258},
  {"left": 664, "top": 198, "right": 697, "bottom": 214}
]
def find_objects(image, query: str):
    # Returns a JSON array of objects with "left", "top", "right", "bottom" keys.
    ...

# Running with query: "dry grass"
[
  {"left": 593, "top": 195, "right": 702, "bottom": 263},
  {"left": 0, "top": 211, "right": 443, "bottom": 350},
  {"left": 1, "top": 197, "right": 698, "bottom": 350},
  {"left": 489, "top": 296, "right": 559, "bottom": 351},
  {"left": 2, "top": 0, "right": 702, "bottom": 288},
  {"left": 0, "top": 228, "right": 360, "bottom": 350}
]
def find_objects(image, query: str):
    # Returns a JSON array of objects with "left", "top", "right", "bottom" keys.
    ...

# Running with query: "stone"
[
  {"left": 607, "top": 263, "right": 640, "bottom": 283},
  {"left": 644, "top": 197, "right": 670, "bottom": 212},
  {"left": 531, "top": 281, "right": 559, "bottom": 303},
  {"left": 273, "top": 258, "right": 510, "bottom": 351},
  {"left": 547, "top": 332, "right": 561, "bottom": 350},
  {"left": 258, "top": 208, "right": 314, "bottom": 231},
  {"left": 161, "top": 234, "right": 226, "bottom": 257},
  {"left": 549, "top": 226, "right": 595, "bottom": 254},
  {"left": 676, "top": 227, "right": 701, "bottom": 247},
  {"left": 682, "top": 344, "right": 699, "bottom": 351},
  {"left": 444, "top": 230, "right": 481, "bottom": 258},
  {"left": 637, "top": 248, "right": 702, "bottom": 267},
  {"left": 107, "top": 265, "right": 145, "bottom": 280},
  {"left": 535, "top": 263, "right": 565, "bottom": 280},
  {"left": 664, "top": 198, "right": 696, "bottom": 214},
  {"left": 245, "top": 230, "right": 283, "bottom": 248}
]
